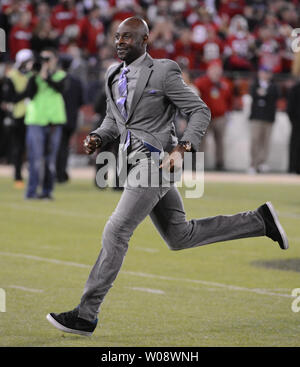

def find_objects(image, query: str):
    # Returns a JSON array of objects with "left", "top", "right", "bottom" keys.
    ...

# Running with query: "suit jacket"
[
  {"left": 249, "top": 78, "right": 279, "bottom": 123},
  {"left": 91, "top": 53, "right": 211, "bottom": 153}
]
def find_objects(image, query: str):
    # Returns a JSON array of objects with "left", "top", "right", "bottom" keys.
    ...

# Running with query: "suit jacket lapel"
[
  {"left": 126, "top": 54, "right": 153, "bottom": 122},
  {"left": 106, "top": 63, "right": 125, "bottom": 122}
]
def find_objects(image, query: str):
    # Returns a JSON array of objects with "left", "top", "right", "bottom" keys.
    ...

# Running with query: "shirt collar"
[{"left": 124, "top": 53, "right": 147, "bottom": 71}]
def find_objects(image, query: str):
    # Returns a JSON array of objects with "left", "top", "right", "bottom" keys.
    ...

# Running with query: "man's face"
[
  {"left": 20, "top": 11, "right": 31, "bottom": 26},
  {"left": 24, "top": 59, "right": 33, "bottom": 72},
  {"left": 114, "top": 22, "right": 147, "bottom": 64},
  {"left": 207, "top": 64, "right": 223, "bottom": 82}
]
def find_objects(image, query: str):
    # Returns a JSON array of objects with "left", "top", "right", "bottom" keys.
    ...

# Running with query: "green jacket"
[{"left": 25, "top": 70, "right": 66, "bottom": 126}]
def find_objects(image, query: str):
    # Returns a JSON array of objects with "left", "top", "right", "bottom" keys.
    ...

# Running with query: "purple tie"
[
  {"left": 116, "top": 67, "right": 131, "bottom": 150},
  {"left": 116, "top": 67, "right": 129, "bottom": 120}
]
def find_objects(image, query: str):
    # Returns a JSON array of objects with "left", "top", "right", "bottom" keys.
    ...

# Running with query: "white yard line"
[
  {"left": 123, "top": 271, "right": 292, "bottom": 298},
  {"left": 7, "top": 285, "right": 44, "bottom": 293},
  {"left": 134, "top": 247, "right": 159, "bottom": 253},
  {"left": 0, "top": 251, "right": 292, "bottom": 299},
  {"left": 127, "top": 287, "right": 165, "bottom": 295},
  {"left": 0, "top": 251, "right": 90, "bottom": 269},
  {"left": 279, "top": 212, "right": 300, "bottom": 220}
]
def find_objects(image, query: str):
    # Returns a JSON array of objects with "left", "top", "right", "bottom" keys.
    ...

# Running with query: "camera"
[{"left": 32, "top": 55, "right": 51, "bottom": 72}]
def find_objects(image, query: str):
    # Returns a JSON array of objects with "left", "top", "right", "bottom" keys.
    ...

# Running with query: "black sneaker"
[
  {"left": 257, "top": 201, "right": 289, "bottom": 250},
  {"left": 46, "top": 309, "right": 97, "bottom": 336}
]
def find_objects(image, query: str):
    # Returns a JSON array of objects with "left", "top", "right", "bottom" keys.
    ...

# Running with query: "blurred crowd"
[
  {"left": 0, "top": 0, "right": 300, "bottom": 198},
  {"left": 1, "top": 0, "right": 299, "bottom": 73}
]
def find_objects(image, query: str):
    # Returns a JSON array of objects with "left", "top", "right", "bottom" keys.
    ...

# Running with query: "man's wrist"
[
  {"left": 90, "top": 134, "right": 102, "bottom": 147},
  {"left": 178, "top": 140, "right": 192, "bottom": 152}
]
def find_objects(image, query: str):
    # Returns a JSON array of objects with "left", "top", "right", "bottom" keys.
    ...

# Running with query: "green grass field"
[{"left": 0, "top": 175, "right": 300, "bottom": 347}]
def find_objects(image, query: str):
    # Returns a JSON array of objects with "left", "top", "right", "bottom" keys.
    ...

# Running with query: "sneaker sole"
[
  {"left": 46, "top": 314, "right": 93, "bottom": 337},
  {"left": 266, "top": 201, "right": 289, "bottom": 250}
]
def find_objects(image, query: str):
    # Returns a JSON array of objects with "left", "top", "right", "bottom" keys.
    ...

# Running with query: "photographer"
[
  {"left": 24, "top": 48, "right": 67, "bottom": 200},
  {"left": 2, "top": 49, "right": 33, "bottom": 188}
]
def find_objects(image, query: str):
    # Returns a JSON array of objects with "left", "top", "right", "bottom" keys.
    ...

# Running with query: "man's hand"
[
  {"left": 83, "top": 134, "right": 102, "bottom": 155},
  {"left": 159, "top": 144, "right": 186, "bottom": 172},
  {"left": 40, "top": 63, "right": 49, "bottom": 80}
]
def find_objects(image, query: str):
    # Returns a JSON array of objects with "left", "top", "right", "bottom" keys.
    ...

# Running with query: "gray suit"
[
  {"left": 91, "top": 54, "right": 210, "bottom": 153},
  {"left": 77, "top": 54, "right": 266, "bottom": 322}
]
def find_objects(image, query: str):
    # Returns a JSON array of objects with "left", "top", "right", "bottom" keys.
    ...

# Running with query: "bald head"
[
  {"left": 115, "top": 17, "right": 149, "bottom": 64},
  {"left": 119, "top": 16, "right": 149, "bottom": 37}
]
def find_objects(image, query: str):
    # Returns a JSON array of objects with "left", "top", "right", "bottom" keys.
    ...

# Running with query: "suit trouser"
[{"left": 77, "top": 158, "right": 266, "bottom": 322}]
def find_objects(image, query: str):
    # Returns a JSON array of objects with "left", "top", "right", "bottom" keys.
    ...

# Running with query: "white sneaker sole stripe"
[
  {"left": 46, "top": 314, "right": 93, "bottom": 337},
  {"left": 266, "top": 201, "right": 289, "bottom": 250}
]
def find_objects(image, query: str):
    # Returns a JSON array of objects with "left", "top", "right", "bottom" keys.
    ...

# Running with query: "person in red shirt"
[
  {"left": 218, "top": 0, "right": 246, "bottom": 19},
  {"left": 77, "top": 6, "right": 105, "bottom": 56},
  {"left": 2, "top": 0, "right": 34, "bottom": 19},
  {"left": 194, "top": 59, "right": 233, "bottom": 170},
  {"left": 278, "top": 24, "right": 294, "bottom": 73},
  {"left": 171, "top": 28, "right": 196, "bottom": 70},
  {"left": 255, "top": 26, "right": 282, "bottom": 74},
  {"left": 191, "top": 8, "right": 219, "bottom": 45},
  {"left": 198, "top": 26, "right": 225, "bottom": 71},
  {"left": 109, "top": 0, "right": 142, "bottom": 22},
  {"left": 224, "top": 15, "right": 255, "bottom": 71},
  {"left": 50, "top": 0, "right": 77, "bottom": 35},
  {"left": 147, "top": 7, "right": 174, "bottom": 60},
  {"left": 9, "top": 11, "right": 33, "bottom": 60}
]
